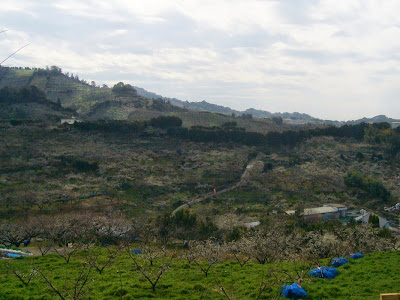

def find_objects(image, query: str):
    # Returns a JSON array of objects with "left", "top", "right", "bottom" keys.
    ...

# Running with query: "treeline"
[
  {"left": 167, "top": 126, "right": 266, "bottom": 146},
  {"left": 0, "top": 86, "right": 47, "bottom": 104},
  {"left": 0, "top": 86, "right": 77, "bottom": 115},
  {"left": 74, "top": 116, "right": 183, "bottom": 133},
  {"left": 74, "top": 120, "right": 146, "bottom": 133},
  {"left": 364, "top": 123, "right": 400, "bottom": 157},
  {"left": 167, "top": 122, "right": 370, "bottom": 147},
  {"left": 74, "top": 118, "right": 394, "bottom": 149},
  {"left": 0, "top": 65, "right": 94, "bottom": 87}
]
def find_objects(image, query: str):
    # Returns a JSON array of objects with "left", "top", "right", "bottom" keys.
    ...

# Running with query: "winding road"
[{"left": 172, "top": 153, "right": 262, "bottom": 215}]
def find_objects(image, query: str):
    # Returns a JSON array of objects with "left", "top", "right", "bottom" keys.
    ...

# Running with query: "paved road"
[{"left": 171, "top": 153, "right": 262, "bottom": 215}]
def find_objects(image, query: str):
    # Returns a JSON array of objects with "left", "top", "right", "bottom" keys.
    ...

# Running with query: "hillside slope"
[
  {"left": 0, "top": 67, "right": 113, "bottom": 113},
  {"left": 0, "top": 249, "right": 399, "bottom": 299},
  {"left": 1, "top": 66, "right": 398, "bottom": 126}
]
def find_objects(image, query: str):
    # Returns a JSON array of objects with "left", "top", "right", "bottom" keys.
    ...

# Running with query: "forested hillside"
[{"left": 0, "top": 66, "right": 113, "bottom": 113}]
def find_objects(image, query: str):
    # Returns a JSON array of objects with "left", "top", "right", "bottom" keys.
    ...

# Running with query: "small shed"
[{"left": 355, "top": 212, "right": 390, "bottom": 228}]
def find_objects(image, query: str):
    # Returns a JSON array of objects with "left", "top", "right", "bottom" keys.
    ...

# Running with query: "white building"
[
  {"left": 60, "top": 117, "right": 81, "bottom": 125},
  {"left": 355, "top": 212, "right": 390, "bottom": 228}
]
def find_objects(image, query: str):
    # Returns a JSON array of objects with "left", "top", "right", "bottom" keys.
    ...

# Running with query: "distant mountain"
[
  {"left": 134, "top": 86, "right": 318, "bottom": 121},
  {"left": 345, "top": 115, "right": 400, "bottom": 125},
  {"left": 134, "top": 87, "right": 400, "bottom": 125},
  {"left": 1, "top": 66, "right": 398, "bottom": 125}
]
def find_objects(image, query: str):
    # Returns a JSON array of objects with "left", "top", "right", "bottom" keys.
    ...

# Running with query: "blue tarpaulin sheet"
[
  {"left": 282, "top": 283, "right": 307, "bottom": 298},
  {"left": 6, "top": 253, "right": 24, "bottom": 258},
  {"left": 132, "top": 249, "right": 143, "bottom": 254},
  {"left": 309, "top": 267, "right": 338, "bottom": 279},
  {"left": 331, "top": 257, "right": 348, "bottom": 267},
  {"left": 350, "top": 253, "right": 364, "bottom": 259}
]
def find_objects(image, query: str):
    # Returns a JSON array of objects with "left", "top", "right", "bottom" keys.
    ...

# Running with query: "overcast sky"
[{"left": 1, "top": 0, "right": 400, "bottom": 120}]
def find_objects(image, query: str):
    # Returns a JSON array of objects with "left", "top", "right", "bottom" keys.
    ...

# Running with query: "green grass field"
[{"left": 0, "top": 249, "right": 399, "bottom": 299}]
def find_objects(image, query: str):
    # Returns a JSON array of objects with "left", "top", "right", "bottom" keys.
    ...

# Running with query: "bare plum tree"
[
  {"left": 190, "top": 239, "right": 222, "bottom": 278},
  {"left": 37, "top": 262, "right": 93, "bottom": 300},
  {"left": 129, "top": 244, "right": 175, "bottom": 292}
]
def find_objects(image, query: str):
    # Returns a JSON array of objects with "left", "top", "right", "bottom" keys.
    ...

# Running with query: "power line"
[{"left": 0, "top": 44, "right": 29, "bottom": 66}]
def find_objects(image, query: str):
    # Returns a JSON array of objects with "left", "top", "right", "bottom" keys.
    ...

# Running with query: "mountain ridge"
[
  {"left": 134, "top": 86, "right": 319, "bottom": 121},
  {"left": 134, "top": 86, "right": 400, "bottom": 125},
  {"left": 0, "top": 66, "right": 398, "bottom": 125}
]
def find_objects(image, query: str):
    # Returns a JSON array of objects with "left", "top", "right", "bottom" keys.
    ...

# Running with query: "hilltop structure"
[{"left": 285, "top": 204, "right": 348, "bottom": 222}]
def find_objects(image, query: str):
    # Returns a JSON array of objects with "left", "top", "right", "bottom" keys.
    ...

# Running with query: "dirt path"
[{"left": 172, "top": 153, "right": 262, "bottom": 215}]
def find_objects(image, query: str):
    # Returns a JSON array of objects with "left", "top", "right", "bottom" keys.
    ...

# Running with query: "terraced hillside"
[
  {"left": 0, "top": 67, "right": 114, "bottom": 113},
  {"left": 0, "top": 67, "right": 307, "bottom": 133},
  {"left": 0, "top": 68, "right": 34, "bottom": 88}
]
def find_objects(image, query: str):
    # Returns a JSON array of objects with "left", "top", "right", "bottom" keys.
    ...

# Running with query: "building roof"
[
  {"left": 285, "top": 206, "right": 338, "bottom": 216},
  {"left": 325, "top": 203, "right": 347, "bottom": 209},
  {"left": 244, "top": 221, "right": 261, "bottom": 228},
  {"left": 304, "top": 207, "right": 338, "bottom": 215},
  {"left": 355, "top": 212, "right": 390, "bottom": 228}
]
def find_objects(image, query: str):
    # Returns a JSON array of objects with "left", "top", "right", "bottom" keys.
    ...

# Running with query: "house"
[
  {"left": 391, "top": 122, "right": 400, "bottom": 129},
  {"left": 324, "top": 204, "right": 348, "bottom": 218},
  {"left": 244, "top": 221, "right": 260, "bottom": 229},
  {"left": 60, "top": 117, "right": 81, "bottom": 125},
  {"left": 347, "top": 210, "right": 361, "bottom": 217},
  {"left": 303, "top": 207, "right": 339, "bottom": 221},
  {"left": 355, "top": 212, "right": 390, "bottom": 228},
  {"left": 285, "top": 206, "right": 340, "bottom": 222}
]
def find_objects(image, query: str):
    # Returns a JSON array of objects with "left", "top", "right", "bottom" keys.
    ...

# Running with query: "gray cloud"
[{"left": 1, "top": 0, "right": 400, "bottom": 120}]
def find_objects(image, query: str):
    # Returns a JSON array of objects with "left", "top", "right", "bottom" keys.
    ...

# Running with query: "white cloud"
[
  {"left": 1, "top": 0, "right": 400, "bottom": 120},
  {"left": 0, "top": 0, "right": 35, "bottom": 14}
]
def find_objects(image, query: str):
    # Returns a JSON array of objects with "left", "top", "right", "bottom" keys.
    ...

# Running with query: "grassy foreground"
[{"left": 0, "top": 249, "right": 399, "bottom": 299}]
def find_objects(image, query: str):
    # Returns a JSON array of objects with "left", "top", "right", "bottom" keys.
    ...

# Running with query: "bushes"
[
  {"left": 167, "top": 122, "right": 372, "bottom": 148},
  {"left": 0, "top": 86, "right": 47, "bottom": 104},
  {"left": 149, "top": 116, "right": 182, "bottom": 129},
  {"left": 344, "top": 171, "right": 391, "bottom": 202},
  {"left": 75, "top": 117, "right": 182, "bottom": 133},
  {"left": 57, "top": 156, "right": 99, "bottom": 173},
  {"left": 111, "top": 82, "right": 137, "bottom": 97},
  {"left": 74, "top": 120, "right": 145, "bottom": 133},
  {"left": 167, "top": 126, "right": 266, "bottom": 146},
  {"left": 155, "top": 210, "right": 221, "bottom": 243},
  {"left": 75, "top": 119, "right": 374, "bottom": 149}
]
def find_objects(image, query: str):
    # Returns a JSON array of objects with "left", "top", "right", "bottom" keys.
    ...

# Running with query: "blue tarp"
[
  {"left": 331, "top": 257, "right": 348, "bottom": 267},
  {"left": 282, "top": 283, "right": 307, "bottom": 298},
  {"left": 132, "top": 249, "right": 143, "bottom": 254},
  {"left": 350, "top": 253, "right": 364, "bottom": 259},
  {"left": 6, "top": 253, "right": 24, "bottom": 258},
  {"left": 309, "top": 267, "right": 338, "bottom": 279}
]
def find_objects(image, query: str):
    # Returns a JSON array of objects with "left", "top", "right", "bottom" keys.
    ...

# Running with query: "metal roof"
[
  {"left": 285, "top": 206, "right": 338, "bottom": 216},
  {"left": 303, "top": 207, "right": 338, "bottom": 215},
  {"left": 355, "top": 212, "right": 390, "bottom": 228},
  {"left": 325, "top": 203, "right": 347, "bottom": 209}
]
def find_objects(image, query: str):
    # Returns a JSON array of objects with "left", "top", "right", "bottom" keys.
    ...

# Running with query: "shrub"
[
  {"left": 344, "top": 171, "right": 391, "bottom": 202},
  {"left": 58, "top": 156, "right": 99, "bottom": 173},
  {"left": 111, "top": 82, "right": 137, "bottom": 97},
  {"left": 149, "top": 116, "right": 183, "bottom": 129}
]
